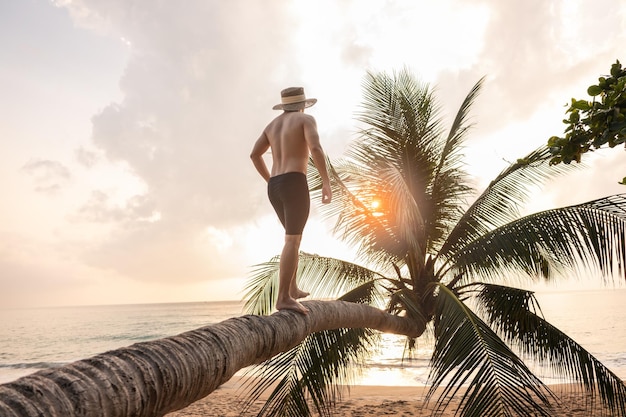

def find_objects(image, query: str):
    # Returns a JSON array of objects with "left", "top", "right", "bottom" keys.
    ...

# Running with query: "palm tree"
[{"left": 242, "top": 68, "right": 626, "bottom": 417}]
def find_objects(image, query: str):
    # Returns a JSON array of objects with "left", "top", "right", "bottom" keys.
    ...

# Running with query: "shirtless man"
[{"left": 250, "top": 87, "right": 332, "bottom": 314}]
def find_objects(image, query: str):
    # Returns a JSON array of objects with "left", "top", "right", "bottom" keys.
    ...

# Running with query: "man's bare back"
[
  {"left": 251, "top": 111, "right": 330, "bottom": 189},
  {"left": 263, "top": 112, "right": 314, "bottom": 177}
]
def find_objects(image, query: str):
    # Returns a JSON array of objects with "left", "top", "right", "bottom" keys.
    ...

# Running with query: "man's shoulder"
[
  {"left": 294, "top": 112, "right": 316, "bottom": 125},
  {"left": 265, "top": 112, "right": 316, "bottom": 131},
  {"left": 275, "top": 112, "right": 316, "bottom": 125}
]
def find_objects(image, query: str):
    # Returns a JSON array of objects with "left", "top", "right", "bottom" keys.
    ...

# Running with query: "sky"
[{"left": 1, "top": 0, "right": 625, "bottom": 308}]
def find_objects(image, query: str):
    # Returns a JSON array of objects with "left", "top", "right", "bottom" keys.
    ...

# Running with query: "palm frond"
[
  {"left": 239, "top": 327, "right": 378, "bottom": 417},
  {"left": 387, "top": 287, "right": 428, "bottom": 326},
  {"left": 435, "top": 76, "right": 484, "bottom": 176},
  {"left": 243, "top": 256, "right": 280, "bottom": 315},
  {"left": 338, "top": 280, "right": 383, "bottom": 305},
  {"left": 357, "top": 68, "right": 443, "bottom": 160},
  {"left": 311, "top": 157, "right": 415, "bottom": 266},
  {"left": 462, "top": 282, "right": 543, "bottom": 336},
  {"left": 473, "top": 282, "right": 626, "bottom": 415},
  {"left": 355, "top": 69, "right": 444, "bottom": 254},
  {"left": 296, "top": 253, "right": 387, "bottom": 302},
  {"left": 427, "top": 284, "right": 554, "bottom": 417},
  {"left": 243, "top": 253, "right": 386, "bottom": 315},
  {"left": 448, "top": 194, "right": 626, "bottom": 285},
  {"left": 439, "top": 146, "right": 580, "bottom": 261},
  {"left": 311, "top": 69, "right": 480, "bottom": 266},
  {"left": 428, "top": 77, "right": 484, "bottom": 251}
]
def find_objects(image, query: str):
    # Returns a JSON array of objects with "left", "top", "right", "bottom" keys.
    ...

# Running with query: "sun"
[{"left": 369, "top": 198, "right": 384, "bottom": 217}]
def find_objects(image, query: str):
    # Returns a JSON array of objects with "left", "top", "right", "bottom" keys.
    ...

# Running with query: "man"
[{"left": 250, "top": 87, "right": 332, "bottom": 314}]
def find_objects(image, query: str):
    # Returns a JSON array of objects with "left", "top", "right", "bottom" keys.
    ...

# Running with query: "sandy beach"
[{"left": 166, "top": 377, "right": 617, "bottom": 416}]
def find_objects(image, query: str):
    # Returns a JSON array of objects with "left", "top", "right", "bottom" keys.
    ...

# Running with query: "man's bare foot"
[
  {"left": 291, "top": 289, "right": 310, "bottom": 299},
  {"left": 276, "top": 297, "right": 309, "bottom": 315}
]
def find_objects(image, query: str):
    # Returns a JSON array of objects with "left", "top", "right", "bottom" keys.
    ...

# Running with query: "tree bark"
[{"left": 0, "top": 300, "right": 424, "bottom": 417}]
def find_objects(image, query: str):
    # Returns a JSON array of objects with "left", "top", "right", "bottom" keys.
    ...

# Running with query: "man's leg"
[{"left": 276, "top": 234, "right": 308, "bottom": 314}]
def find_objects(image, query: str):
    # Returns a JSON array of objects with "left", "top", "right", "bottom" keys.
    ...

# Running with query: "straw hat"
[{"left": 272, "top": 87, "right": 317, "bottom": 110}]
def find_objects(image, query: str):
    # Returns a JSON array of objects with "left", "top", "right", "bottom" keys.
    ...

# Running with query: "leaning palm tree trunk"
[{"left": 0, "top": 301, "right": 423, "bottom": 417}]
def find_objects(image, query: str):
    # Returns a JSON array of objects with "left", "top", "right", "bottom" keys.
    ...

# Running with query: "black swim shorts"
[{"left": 267, "top": 172, "right": 310, "bottom": 235}]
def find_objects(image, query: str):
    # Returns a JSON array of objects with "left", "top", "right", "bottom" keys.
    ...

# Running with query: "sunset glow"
[{"left": 1, "top": 1, "right": 625, "bottom": 308}]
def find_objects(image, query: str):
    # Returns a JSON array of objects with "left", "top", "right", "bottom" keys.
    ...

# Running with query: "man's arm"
[
  {"left": 303, "top": 116, "right": 332, "bottom": 204},
  {"left": 250, "top": 132, "right": 271, "bottom": 182}
]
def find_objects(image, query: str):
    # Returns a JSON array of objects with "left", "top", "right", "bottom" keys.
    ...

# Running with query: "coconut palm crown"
[{"left": 242, "top": 68, "right": 626, "bottom": 417}]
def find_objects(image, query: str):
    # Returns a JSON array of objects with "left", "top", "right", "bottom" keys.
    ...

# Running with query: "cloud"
[
  {"left": 76, "top": 190, "right": 157, "bottom": 223},
  {"left": 427, "top": 0, "right": 626, "bottom": 201},
  {"left": 75, "top": 147, "right": 100, "bottom": 168},
  {"left": 20, "top": 159, "right": 71, "bottom": 194},
  {"left": 43, "top": 0, "right": 626, "bottom": 294},
  {"left": 48, "top": 1, "right": 308, "bottom": 283},
  {"left": 75, "top": 1, "right": 304, "bottom": 223}
]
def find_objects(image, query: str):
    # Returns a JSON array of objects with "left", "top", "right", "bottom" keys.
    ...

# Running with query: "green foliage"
[
  {"left": 244, "top": 253, "right": 388, "bottom": 316},
  {"left": 548, "top": 59, "right": 626, "bottom": 184},
  {"left": 240, "top": 327, "right": 378, "bottom": 417},
  {"left": 244, "top": 68, "right": 626, "bottom": 417},
  {"left": 473, "top": 282, "right": 626, "bottom": 416},
  {"left": 449, "top": 194, "right": 626, "bottom": 283},
  {"left": 428, "top": 284, "right": 554, "bottom": 417}
]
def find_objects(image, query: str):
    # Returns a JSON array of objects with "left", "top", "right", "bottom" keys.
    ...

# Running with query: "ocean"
[{"left": 1, "top": 289, "right": 625, "bottom": 387}]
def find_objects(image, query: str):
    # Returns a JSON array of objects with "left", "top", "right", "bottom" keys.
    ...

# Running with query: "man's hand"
[{"left": 322, "top": 183, "right": 332, "bottom": 204}]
